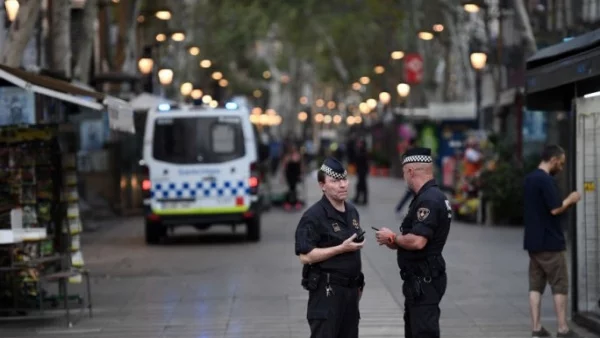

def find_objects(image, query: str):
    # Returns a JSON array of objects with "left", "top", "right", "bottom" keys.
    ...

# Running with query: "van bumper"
[{"left": 144, "top": 201, "right": 261, "bottom": 227}]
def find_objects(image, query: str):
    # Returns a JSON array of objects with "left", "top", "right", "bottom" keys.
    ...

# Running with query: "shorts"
[{"left": 528, "top": 251, "right": 568, "bottom": 295}]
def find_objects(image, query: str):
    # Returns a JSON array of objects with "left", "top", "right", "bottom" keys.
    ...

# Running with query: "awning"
[
  {"left": 0, "top": 65, "right": 135, "bottom": 133},
  {"left": 525, "top": 29, "right": 600, "bottom": 94}
]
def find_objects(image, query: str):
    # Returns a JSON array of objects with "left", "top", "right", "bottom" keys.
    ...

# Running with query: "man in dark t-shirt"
[{"left": 523, "top": 145, "right": 581, "bottom": 338}]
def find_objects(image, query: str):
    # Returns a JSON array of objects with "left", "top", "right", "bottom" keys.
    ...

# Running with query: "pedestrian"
[
  {"left": 523, "top": 144, "right": 581, "bottom": 338},
  {"left": 375, "top": 147, "right": 452, "bottom": 338},
  {"left": 294, "top": 157, "right": 366, "bottom": 338},
  {"left": 353, "top": 139, "right": 369, "bottom": 205},
  {"left": 282, "top": 144, "right": 304, "bottom": 210}
]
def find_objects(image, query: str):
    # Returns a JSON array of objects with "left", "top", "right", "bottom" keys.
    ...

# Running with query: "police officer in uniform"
[
  {"left": 295, "top": 157, "right": 366, "bottom": 338},
  {"left": 375, "top": 148, "right": 452, "bottom": 338}
]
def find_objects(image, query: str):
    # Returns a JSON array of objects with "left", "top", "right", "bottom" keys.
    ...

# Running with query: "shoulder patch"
[{"left": 417, "top": 207, "right": 430, "bottom": 221}]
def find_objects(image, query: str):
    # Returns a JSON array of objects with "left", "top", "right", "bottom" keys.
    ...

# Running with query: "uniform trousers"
[
  {"left": 307, "top": 279, "right": 360, "bottom": 338},
  {"left": 403, "top": 273, "right": 447, "bottom": 338}
]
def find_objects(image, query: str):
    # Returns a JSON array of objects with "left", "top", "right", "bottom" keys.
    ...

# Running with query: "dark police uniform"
[
  {"left": 398, "top": 148, "right": 452, "bottom": 338},
  {"left": 294, "top": 157, "right": 365, "bottom": 338}
]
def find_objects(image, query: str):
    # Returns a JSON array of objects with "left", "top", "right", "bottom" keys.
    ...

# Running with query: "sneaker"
[
  {"left": 295, "top": 202, "right": 302, "bottom": 210},
  {"left": 532, "top": 327, "right": 551, "bottom": 337},
  {"left": 557, "top": 330, "right": 580, "bottom": 338},
  {"left": 284, "top": 203, "right": 291, "bottom": 211}
]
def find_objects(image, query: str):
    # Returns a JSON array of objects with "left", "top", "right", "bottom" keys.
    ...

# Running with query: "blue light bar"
[
  {"left": 158, "top": 103, "right": 171, "bottom": 111},
  {"left": 225, "top": 102, "right": 238, "bottom": 110}
]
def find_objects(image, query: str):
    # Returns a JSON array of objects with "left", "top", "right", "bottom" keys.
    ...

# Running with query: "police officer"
[
  {"left": 295, "top": 157, "right": 366, "bottom": 338},
  {"left": 375, "top": 148, "right": 452, "bottom": 338}
]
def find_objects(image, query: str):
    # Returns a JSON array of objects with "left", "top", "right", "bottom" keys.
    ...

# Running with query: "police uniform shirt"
[
  {"left": 397, "top": 179, "right": 452, "bottom": 267},
  {"left": 295, "top": 196, "right": 363, "bottom": 277}
]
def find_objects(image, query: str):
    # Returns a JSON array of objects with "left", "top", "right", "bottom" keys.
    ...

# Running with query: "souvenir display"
[{"left": 0, "top": 126, "right": 85, "bottom": 314}]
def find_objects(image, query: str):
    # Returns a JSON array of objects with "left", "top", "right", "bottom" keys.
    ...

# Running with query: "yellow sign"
[{"left": 584, "top": 181, "right": 596, "bottom": 192}]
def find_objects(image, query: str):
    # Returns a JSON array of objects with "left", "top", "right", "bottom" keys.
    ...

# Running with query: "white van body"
[{"left": 141, "top": 104, "right": 263, "bottom": 244}]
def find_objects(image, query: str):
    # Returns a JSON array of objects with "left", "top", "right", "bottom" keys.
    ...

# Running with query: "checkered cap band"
[
  {"left": 402, "top": 155, "right": 433, "bottom": 165},
  {"left": 320, "top": 164, "right": 347, "bottom": 179}
]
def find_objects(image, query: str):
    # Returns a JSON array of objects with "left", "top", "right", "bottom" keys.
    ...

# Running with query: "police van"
[{"left": 141, "top": 103, "right": 268, "bottom": 244}]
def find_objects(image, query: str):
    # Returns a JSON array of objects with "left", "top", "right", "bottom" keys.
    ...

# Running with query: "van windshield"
[{"left": 152, "top": 116, "right": 245, "bottom": 164}]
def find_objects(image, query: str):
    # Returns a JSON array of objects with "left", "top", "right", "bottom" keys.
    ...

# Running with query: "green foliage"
[
  {"left": 185, "top": 0, "right": 407, "bottom": 87},
  {"left": 479, "top": 140, "right": 540, "bottom": 225}
]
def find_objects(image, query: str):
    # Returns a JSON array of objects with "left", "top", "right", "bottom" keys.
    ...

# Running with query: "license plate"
[{"left": 162, "top": 201, "right": 192, "bottom": 209}]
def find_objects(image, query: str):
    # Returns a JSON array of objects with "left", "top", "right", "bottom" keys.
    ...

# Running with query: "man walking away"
[{"left": 523, "top": 144, "right": 581, "bottom": 338}]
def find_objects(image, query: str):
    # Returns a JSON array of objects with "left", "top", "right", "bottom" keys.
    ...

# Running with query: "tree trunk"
[
  {"left": 73, "top": 0, "right": 98, "bottom": 83},
  {"left": 50, "top": 0, "right": 72, "bottom": 78},
  {"left": 0, "top": 0, "right": 42, "bottom": 67},
  {"left": 114, "top": 0, "right": 141, "bottom": 72},
  {"left": 514, "top": 0, "right": 537, "bottom": 57}
]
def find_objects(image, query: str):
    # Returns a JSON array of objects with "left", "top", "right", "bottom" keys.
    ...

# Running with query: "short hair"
[
  {"left": 540, "top": 144, "right": 565, "bottom": 162},
  {"left": 317, "top": 170, "right": 326, "bottom": 183}
]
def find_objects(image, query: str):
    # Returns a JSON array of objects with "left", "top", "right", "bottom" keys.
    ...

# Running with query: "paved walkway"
[{"left": 0, "top": 175, "right": 598, "bottom": 337}]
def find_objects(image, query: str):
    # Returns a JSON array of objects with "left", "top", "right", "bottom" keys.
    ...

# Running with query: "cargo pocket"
[{"left": 306, "top": 289, "right": 330, "bottom": 320}]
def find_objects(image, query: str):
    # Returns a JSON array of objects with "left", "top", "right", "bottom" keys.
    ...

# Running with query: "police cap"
[
  {"left": 402, "top": 147, "right": 433, "bottom": 165},
  {"left": 320, "top": 157, "right": 347, "bottom": 179}
]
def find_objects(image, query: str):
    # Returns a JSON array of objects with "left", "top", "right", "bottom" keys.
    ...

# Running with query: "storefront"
[
  {"left": 0, "top": 65, "right": 134, "bottom": 322},
  {"left": 526, "top": 29, "right": 600, "bottom": 333}
]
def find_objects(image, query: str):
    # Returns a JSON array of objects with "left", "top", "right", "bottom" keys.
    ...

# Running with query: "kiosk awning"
[
  {"left": 0, "top": 65, "right": 135, "bottom": 133},
  {"left": 526, "top": 29, "right": 600, "bottom": 95}
]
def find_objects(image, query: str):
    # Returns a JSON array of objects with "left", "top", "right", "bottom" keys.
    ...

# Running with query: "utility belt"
[
  {"left": 399, "top": 255, "right": 446, "bottom": 303},
  {"left": 301, "top": 265, "right": 364, "bottom": 291},
  {"left": 400, "top": 255, "right": 446, "bottom": 281}
]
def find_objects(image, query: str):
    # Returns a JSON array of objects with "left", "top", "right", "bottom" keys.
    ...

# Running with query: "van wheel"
[
  {"left": 246, "top": 217, "right": 261, "bottom": 242},
  {"left": 145, "top": 221, "right": 166, "bottom": 245}
]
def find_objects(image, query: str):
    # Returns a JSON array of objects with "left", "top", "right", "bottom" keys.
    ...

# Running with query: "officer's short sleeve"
[
  {"left": 295, "top": 215, "right": 320, "bottom": 255},
  {"left": 409, "top": 199, "right": 441, "bottom": 240}
]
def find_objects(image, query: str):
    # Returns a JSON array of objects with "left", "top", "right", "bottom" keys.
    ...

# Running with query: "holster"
[
  {"left": 301, "top": 264, "right": 321, "bottom": 291},
  {"left": 400, "top": 256, "right": 446, "bottom": 303}
]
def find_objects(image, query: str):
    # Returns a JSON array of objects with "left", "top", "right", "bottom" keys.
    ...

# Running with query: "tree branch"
[{"left": 309, "top": 19, "right": 349, "bottom": 83}]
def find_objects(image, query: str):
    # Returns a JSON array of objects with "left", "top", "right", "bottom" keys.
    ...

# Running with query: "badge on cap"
[{"left": 417, "top": 208, "right": 430, "bottom": 221}]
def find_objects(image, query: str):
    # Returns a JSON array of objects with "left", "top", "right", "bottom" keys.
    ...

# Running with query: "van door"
[{"left": 148, "top": 115, "right": 251, "bottom": 215}]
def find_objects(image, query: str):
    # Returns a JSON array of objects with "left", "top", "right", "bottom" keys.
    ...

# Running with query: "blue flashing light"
[
  {"left": 158, "top": 103, "right": 171, "bottom": 111},
  {"left": 563, "top": 37, "right": 574, "bottom": 42},
  {"left": 225, "top": 102, "right": 238, "bottom": 110}
]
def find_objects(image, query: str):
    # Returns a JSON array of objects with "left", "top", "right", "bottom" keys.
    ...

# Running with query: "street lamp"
[
  {"left": 374, "top": 65, "right": 385, "bottom": 74},
  {"left": 158, "top": 68, "right": 173, "bottom": 86},
  {"left": 188, "top": 46, "right": 200, "bottom": 56},
  {"left": 180, "top": 82, "right": 193, "bottom": 96},
  {"left": 470, "top": 52, "right": 487, "bottom": 70},
  {"left": 171, "top": 31, "right": 186, "bottom": 42},
  {"left": 418, "top": 31, "right": 434, "bottom": 40},
  {"left": 211, "top": 71, "right": 223, "bottom": 80},
  {"left": 470, "top": 51, "right": 487, "bottom": 131},
  {"left": 396, "top": 83, "right": 410, "bottom": 98},
  {"left": 298, "top": 111, "right": 308, "bottom": 122},
  {"left": 391, "top": 51, "right": 404, "bottom": 60},
  {"left": 379, "top": 92, "right": 391, "bottom": 105},
  {"left": 4, "top": 0, "right": 18, "bottom": 22},
  {"left": 200, "top": 59, "right": 211, "bottom": 68},
  {"left": 138, "top": 57, "right": 154, "bottom": 75},
  {"left": 333, "top": 115, "right": 342, "bottom": 124},
  {"left": 191, "top": 89, "right": 203, "bottom": 100},
  {"left": 461, "top": 0, "right": 487, "bottom": 13},
  {"left": 155, "top": 9, "right": 172, "bottom": 20}
]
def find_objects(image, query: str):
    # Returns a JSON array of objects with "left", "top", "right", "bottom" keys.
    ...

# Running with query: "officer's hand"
[
  {"left": 375, "top": 228, "right": 395, "bottom": 246},
  {"left": 341, "top": 234, "right": 364, "bottom": 252}
]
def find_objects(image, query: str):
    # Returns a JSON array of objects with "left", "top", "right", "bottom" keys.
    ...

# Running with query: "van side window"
[{"left": 211, "top": 123, "right": 236, "bottom": 153}]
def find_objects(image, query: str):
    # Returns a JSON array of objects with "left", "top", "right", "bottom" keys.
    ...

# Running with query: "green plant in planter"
[{"left": 479, "top": 148, "right": 541, "bottom": 224}]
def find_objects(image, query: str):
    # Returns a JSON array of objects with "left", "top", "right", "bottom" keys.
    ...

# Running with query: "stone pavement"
[{"left": 0, "top": 175, "right": 598, "bottom": 338}]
